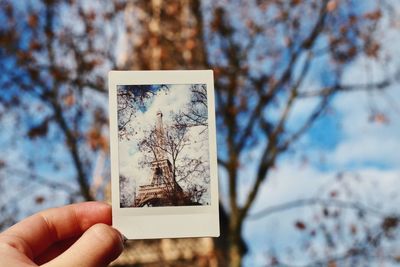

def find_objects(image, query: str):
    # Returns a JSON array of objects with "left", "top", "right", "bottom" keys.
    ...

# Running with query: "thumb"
[{"left": 43, "top": 224, "right": 124, "bottom": 267}]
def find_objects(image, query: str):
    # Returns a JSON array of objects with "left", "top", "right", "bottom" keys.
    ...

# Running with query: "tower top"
[{"left": 154, "top": 110, "right": 166, "bottom": 161}]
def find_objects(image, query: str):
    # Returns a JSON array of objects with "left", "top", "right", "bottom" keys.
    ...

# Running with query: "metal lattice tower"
[{"left": 134, "top": 111, "right": 183, "bottom": 207}]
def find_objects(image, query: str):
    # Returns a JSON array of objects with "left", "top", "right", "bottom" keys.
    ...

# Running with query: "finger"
[
  {"left": 42, "top": 224, "right": 124, "bottom": 267},
  {"left": 34, "top": 236, "right": 79, "bottom": 265},
  {"left": 2, "top": 201, "right": 112, "bottom": 258},
  {"left": 0, "top": 233, "right": 37, "bottom": 267}
]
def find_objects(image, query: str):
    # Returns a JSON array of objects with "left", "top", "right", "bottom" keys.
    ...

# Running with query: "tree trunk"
[
  {"left": 228, "top": 225, "right": 243, "bottom": 267},
  {"left": 228, "top": 208, "right": 243, "bottom": 267}
]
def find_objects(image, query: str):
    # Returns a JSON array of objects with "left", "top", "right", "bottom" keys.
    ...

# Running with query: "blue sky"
[
  {"left": 239, "top": 83, "right": 400, "bottom": 265},
  {"left": 236, "top": 6, "right": 400, "bottom": 264},
  {"left": 1, "top": 1, "right": 400, "bottom": 265},
  {"left": 199, "top": 1, "right": 400, "bottom": 265}
]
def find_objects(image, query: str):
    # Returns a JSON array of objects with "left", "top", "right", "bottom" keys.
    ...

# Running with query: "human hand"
[{"left": 0, "top": 202, "right": 124, "bottom": 267}]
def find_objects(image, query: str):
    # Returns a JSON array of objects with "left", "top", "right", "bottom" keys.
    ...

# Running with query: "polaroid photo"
[{"left": 109, "top": 70, "right": 220, "bottom": 239}]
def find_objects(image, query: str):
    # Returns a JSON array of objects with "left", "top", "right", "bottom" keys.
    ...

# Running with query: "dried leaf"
[
  {"left": 86, "top": 10, "right": 96, "bottom": 21},
  {"left": 364, "top": 41, "right": 380, "bottom": 58},
  {"left": 87, "top": 128, "right": 108, "bottom": 151},
  {"left": 350, "top": 224, "right": 357, "bottom": 235},
  {"left": 29, "top": 40, "right": 42, "bottom": 51},
  {"left": 114, "top": 2, "right": 126, "bottom": 12},
  {"left": 27, "top": 120, "right": 49, "bottom": 139},
  {"left": 28, "top": 14, "right": 39, "bottom": 28},
  {"left": 368, "top": 112, "right": 389, "bottom": 124},
  {"left": 165, "top": 2, "right": 180, "bottom": 16},
  {"left": 327, "top": 0, "right": 338, "bottom": 12},
  {"left": 291, "top": 0, "right": 302, "bottom": 6},
  {"left": 364, "top": 10, "right": 382, "bottom": 21},
  {"left": 51, "top": 68, "right": 68, "bottom": 81},
  {"left": 382, "top": 216, "right": 399, "bottom": 232},
  {"left": 0, "top": 160, "right": 6, "bottom": 169},
  {"left": 330, "top": 190, "right": 338, "bottom": 198},
  {"left": 63, "top": 93, "right": 75, "bottom": 107},
  {"left": 295, "top": 221, "right": 307, "bottom": 230},
  {"left": 35, "top": 196, "right": 45, "bottom": 204},
  {"left": 185, "top": 39, "right": 196, "bottom": 50}
]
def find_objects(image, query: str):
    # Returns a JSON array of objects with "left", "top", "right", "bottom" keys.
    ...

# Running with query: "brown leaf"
[
  {"left": 165, "top": 2, "right": 180, "bottom": 16},
  {"left": 364, "top": 10, "right": 382, "bottom": 21},
  {"left": 114, "top": 2, "right": 126, "bottom": 12},
  {"left": 364, "top": 41, "right": 380, "bottom": 58},
  {"left": 28, "top": 120, "right": 49, "bottom": 139},
  {"left": 17, "top": 51, "right": 33, "bottom": 63},
  {"left": 350, "top": 224, "right": 357, "bottom": 235},
  {"left": 0, "top": 160, "right": 6, "bottom": 169},
  {"left": 381, "top": 216, "right": 399, "bottom": 232},
  {"left": 104, "top": 12, "right": 113, "bottom": 21},
  {"left": 394, "top": 255, "right": 400, "bottom": 263},
  {"left": 35, "top": 196, "right": 45, "bottom": 204},
  {"left": 86, "top": 10, "right": 96, "bottom": 21},
  {"left": 87, "top": 128, "right": 108, "bottom": 151},
  {"left": 330, "top": 190, "right": 338, "bottom": 198},
  {"left": 28, "top": 67, "right": 40, "bottom": 81},
  {"left": 63, "top": 93, "right": 75, "bottom": 107},
  {"left": 84, "top": 59, "right": 103, "bottom": 71},
  {"left": 291, "top": 0, "right": 302, "bottom": 6},
  {"left": 327, "top": 0, "right": 338, "bottom": 12},
  {"left": 368, "top": 112, "right": 389, "bottom": 124},
  {"left": 29, "top": 40, "right": 42, "bottom": 51},
  {"left": 28, "top": 14, "right": 39, "bottom": 28},
  {"left": 51, "top": 68, "right": 68, "bottom": 81},
  {"left": 185, "top": 39, "right": 196, "bottom": 50},
  {"left": 295, "top": 221, "right": 307, "bottom": 230}
]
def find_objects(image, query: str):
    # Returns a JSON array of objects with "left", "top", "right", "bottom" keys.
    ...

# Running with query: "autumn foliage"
[{"left": 0, "top": 0, "right": 399, "bottom": 266}]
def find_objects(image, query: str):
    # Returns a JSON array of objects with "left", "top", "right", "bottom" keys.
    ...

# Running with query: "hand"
[{"left": 0, "top": 202, "right": 124, "bottom": 267}]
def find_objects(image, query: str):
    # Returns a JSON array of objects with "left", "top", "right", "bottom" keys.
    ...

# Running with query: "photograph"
[{"left": 117, "top": 83, "right": 211, "bottom": 208}]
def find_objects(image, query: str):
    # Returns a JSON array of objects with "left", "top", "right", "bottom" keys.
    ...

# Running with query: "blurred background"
[{"left": 0, "top": 0, "right": 400, "bottom": 266}]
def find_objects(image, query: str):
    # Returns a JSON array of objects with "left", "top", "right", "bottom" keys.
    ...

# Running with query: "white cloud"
[
  {"left": 326, "top": 80, "right": 400, "bottom": 168},
  {"left": 240, "top": 7, "right": 400, "bottom": 264},
  {"left": 242, "top": 161, "right": 400, "bottom": 266}
]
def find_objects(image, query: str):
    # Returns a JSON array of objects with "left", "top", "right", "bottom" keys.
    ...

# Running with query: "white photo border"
[{"left": 109, "top": 70, "right": 220, "bottom": 239}]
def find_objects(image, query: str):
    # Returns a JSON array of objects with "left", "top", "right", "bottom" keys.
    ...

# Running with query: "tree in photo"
[
  {"left": 137, "top": 109, "right": 209, "bottom": 207},
  {"left": 175, "top": 84, "right": 209, "bottom": 129},
  {"left": 117, "top": 84, "right": 169, "bottom": 140}
]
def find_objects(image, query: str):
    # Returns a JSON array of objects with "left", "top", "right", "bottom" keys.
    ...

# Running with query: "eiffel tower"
[{"left": 134, "top": 110, "right": 184, "bottom": 207}]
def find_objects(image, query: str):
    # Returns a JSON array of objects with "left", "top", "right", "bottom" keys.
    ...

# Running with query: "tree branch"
[
  {"left": 298, "top": 78, "right": 395, "bottom": 98},
  {"left": 248, "top": 197, "right": 383, "bottom": 221}
]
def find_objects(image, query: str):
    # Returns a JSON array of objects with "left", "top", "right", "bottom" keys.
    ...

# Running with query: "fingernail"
[
  {"left": 122, "top": 234, "right": 128, "bottom": 246},
  {"left": 116, "top": 229, "right": 128, "bottom": 248}
]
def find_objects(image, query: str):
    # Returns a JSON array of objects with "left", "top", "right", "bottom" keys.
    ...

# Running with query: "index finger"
[{"left": 0, "top": 201, "right": 113, "bottom": 259}]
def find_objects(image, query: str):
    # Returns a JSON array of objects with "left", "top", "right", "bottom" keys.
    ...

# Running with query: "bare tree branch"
[{"left": 248, "top": 197, "right": 383, "bottom": 221}]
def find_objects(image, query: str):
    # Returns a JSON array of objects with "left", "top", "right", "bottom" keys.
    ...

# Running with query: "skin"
[{"left": 0, "top": 202, "right": 124, "bottom": 267}]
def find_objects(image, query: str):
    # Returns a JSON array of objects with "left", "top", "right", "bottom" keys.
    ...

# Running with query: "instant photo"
[{"left": 109, "top": 70, "right": 219, "bottom": 239}]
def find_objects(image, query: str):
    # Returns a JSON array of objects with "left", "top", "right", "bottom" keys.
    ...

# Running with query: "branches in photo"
[
  {"left": 117, "top": 84, "right": 168, "bottom": 139},
  {"left": 138, "top": 119, "right": 209, "bottom": 205},
  {"left": 174, "top": 84, "right": 208, "bottom": 131},
  {"left": 119, "top": 174, "right": 135, "bottom": 208}
]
